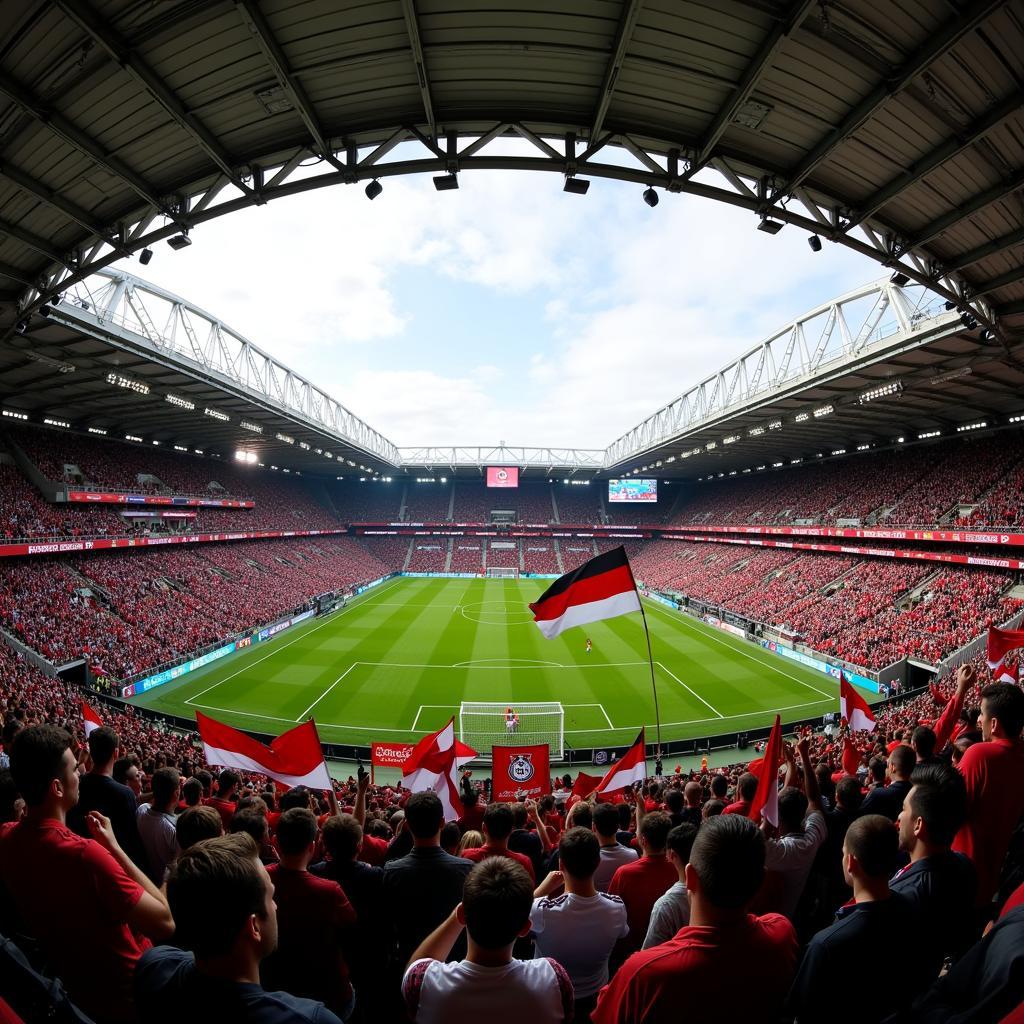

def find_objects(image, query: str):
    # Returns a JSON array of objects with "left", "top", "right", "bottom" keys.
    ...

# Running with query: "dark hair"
[
  {"left": 665, "top": 788, "right": 683, "bottom": 814},
  {"left": 10, "top": 725, "right": 72, "bottom": 807},
  {"left": 981, "top": 683, "right": 1024, "bottom": 738},
  {"left": 868, "top": 756, "right": 887, "bottom": 783},
  {"left": 461, "top": 858, "right": 533, "bottom": 949},
  {"left": 690, "top": 815, "right": 765, "bottom": 909},
  {"left": 182, "top": 777, "right": 203, "bottom": 807},
  {"left": 176, "top": 805, "right": 223, "bottom": 850},
  {"left": 196, "top": 769, "right": 213, "bottom": 796},
  {"left": 510, "top": 802, "right": 528, "bottom": 829},
  {"left": 569, "top": 801, "right": 592, "bottom": 830},
  {"left": 617, "top": 803, "right": 633, "bottom": 828},
  {"left": 216, "top": 769, "right": 240, "bottom": 797},
  {"left": 845, "top": 814, "right": 898, "bottom": 878},
  {"left": 911, "top": 726, "right": 936, "bottom": 760},
  {"left": 0, "top": 769, "right": 20, "bottom": 824},
  {"left": 276, "top": 807, "right": 317, "bottom": 855},
  {"left": 703, "top": 799, "right": 725, "bottom": 818},
  {"left": 639, "top": 811, "right": 672, "bottom": 852},
  {"left": 777, "top": 786, "right": 808, "bottom": 830},
  {"left": 229, "top": 809, "right": 269, "bottom": 845},
  {"left": 278, "top": 786, "right": 311, "bottom": 812},
  {"left": 666, "top": 823, "right": 698, "bottom": 863},
  {"left": 907, "top": 763, "right": 967, "bottom": 848},
  {"left": 889, "top": 744, "right": 916, "bottom": 777},
  {"left": 736, "top": 772, "right": 758, "bottom": 802},
  {"left": 405, "top": 791, "right": 444, "bottom": 838},
  {"left": 710, "top": 775, "right": 728, "bottom": 798},
  {"left": 592, "top": 802, "right": 620, "bottom": 838},
  {"left": 167, "top": 833, "right": 266, "bottom": 957},
  {"left": 558, "top": 827, "right": 600, "bottom": 879},
  {"left": 482, "top": 803, "right": 514, "bottom": 842},
  {"left": 112, "top": 757, "right": 135, "bottom": 786},
  {"left": 151, "top": 767, "right": 180, "bottom": 808},
  {"left": 322, "top": 814, "right": 362, "bottom": 862},
  {"left": 463, "top": 790, "right": 478, "bottom": 808},
  {"left": 440, "top": 821, "right": 461, "bottom": 853},
  {"left": 835, "top": 776, "right": 863, "bottom": 812},
  {"left": 87, "top": 726, "right": 119, "bottom": 768}
]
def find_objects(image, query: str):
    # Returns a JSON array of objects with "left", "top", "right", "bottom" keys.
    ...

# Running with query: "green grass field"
[{"left": 131, "top": 576, "right": 874, "bottom": 750}]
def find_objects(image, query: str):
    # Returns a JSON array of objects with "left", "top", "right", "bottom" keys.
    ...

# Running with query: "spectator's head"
[
  {"left": 510, "top": 802, "right": 530, "bottom": 830},
  {"left": 278, "top": 786, "right": 312, "bottom": 813},
  {"left": 980, "top": 683, "right": 1024, "bottom": 741},
  {"left": 482, "top": 803, "right": 514, "bottom": 844},
  {"left": 666, "top": 823, "right": 698, "bottom": 878},
  {"left": 617, "top": 803, "right": 632, "bottom": 830},
  {"left": 458, "top": 830, "right": 484, "bottom": 856},
  {"left": 835, "top": 775, "right": 864, "bottom": 814},
  {"left": 911, "top": 726, "right": 936, "bottom": 761},
  {"left": 843, "top": 814, "right": 898, "bottom": 889},
  {"left": 235, "top": 796, "right": 268, "bottom": 817},
  {"left": 898, "top": 763, "right": 968, "bottom": 856},
  {"left": 405, "top": 791, "right": 444, "bottom": 840},
  {"left": 566, "top": 800, "right": 592, "bottom": 831},
  {"left": 113, "top": 757, "right": 141, "bottom": 795},
  {"left": 151, "top": 766, "right": 180, "bottom": 811},
  {"left": 176, "top": 805, "right": 224, "bottom": 850},
  {"left": 229, "top": 809, "right": 269, "bottom": 847},
  {"left": 167, "top": 833, "right": 276, "bottom": 965},
  {"left": 195, "top": 769, "right": 212, "bottom": 797},
  {"left": 665, "top": 788, "right": 683, "bottom": 815},
  {"left": 458, "top": 858, "right": 533, "bottom": 952},
  {"left": 87, "top": 726, "right": 119, "bottom": 770},
  {"left": 322, "top": 814, "right": 362, "bottom": 863},
  {"left": 216, "top": 769, "right": 240, "bottom": 800},
  {"left": 10, "top": 725, "right": 77, "bottom": 811},
  {"left": 777, "top": 787, "right": 808, "bottom": 833},
  {"left": 592, "top": 802, "right": 620, "bottom": 839},
  {"left": 887, "top": 744, "right": 916, "bottom": 781},
  {"left": 182, "top": 777, "right": 203, "bottom": 807},
  {"left": 736, "top": 772, "right": 758, "bottom": 803},
  {"left": 683, "top": 781, "right": 702, "bottom": 807},
  {"left": 558, "top": 826, "right": 601, "bottom": 881},
  {"left": 440, "top": 821, "right": 461, "bottom": 855},
  {"left": 686, "top": 815, "right": 765, "bottom": 913},
  {"left": 276, "top": 807, "right": 317, "bottom": 860},
  {"left": 868, "top": 756, "right": 887, "bottom": 785},
  {"left": 638, "top": 811, "right": 672, "bottom": 855},
  {"left": 463, "top": 790, "right": 478, "bottom": 808},
  {"left": 710, "top": 774, "right": 728, "bottom": 800},
  {"left": 702, "top": 799, "right": 725, "bottom": 819}
]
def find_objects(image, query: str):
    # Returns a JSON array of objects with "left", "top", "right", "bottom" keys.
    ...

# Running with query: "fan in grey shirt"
[
  {"left": 642, "top": 823, "right": 698, "bottom": 948},
  {"left": 591, "top": 803, "right": 637, "bottom": 891}
]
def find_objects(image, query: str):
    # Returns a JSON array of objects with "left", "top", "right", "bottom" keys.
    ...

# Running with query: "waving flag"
[
  {"left": 595, "top": 729, "right": 647, "bottom": 795},
  {"left": 748, "top": 715, "right": 783, "bottom": 827},
  {"left": 529, "top": 546, "right": 641, "bottom": 639},
  {"left": 842, "top": 734, "right": 863, "bottom": 777},
  {"left": 839, "top": 674, "right": 876, "bottom": 732},
  {"left": 80, "top": 701, "right": 103, "bottom": 738},
  {"left": 987, "top": 625, "right": 1024, "bottom": 683},
  {"left": 197, "top": 712, "right": 331, "bottom": 790},
  {"left": 402, "top": 717, "right": 477, "bottom": 821}
]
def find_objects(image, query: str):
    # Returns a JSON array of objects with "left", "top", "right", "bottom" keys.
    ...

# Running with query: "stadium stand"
[
  {"left": 486, "top": 541, "right": 520, "bottom": 569},
  {"left": 328, "top": 480, "right": 403, "bottom": 522},
  {"left": 406, "top": 540, "right": 448, "bottom": 572},
  {"left": 402, "top": 481, "right": 453, "bottom": 522},
  {"left": 449, "top": 541, "right": 484, "bottom": 573},
  {"left": 552, "top": 484, "right": 602, "bottom": 524},
  {"left": 522, "top": 542, "right": 560, "bottom": 574}
]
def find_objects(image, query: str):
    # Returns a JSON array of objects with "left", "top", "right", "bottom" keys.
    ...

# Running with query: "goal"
[
  {"left": 485, "top": 567, "right": 519, "bottom": 578},
  {"left": 459, "top": 701, "right": 564, "bottom": 760}
]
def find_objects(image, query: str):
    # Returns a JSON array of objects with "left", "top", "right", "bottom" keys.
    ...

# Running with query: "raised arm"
[
  {"left": 796, "top": 736, "right": 821, "bottom": 814},
  {"left": 933, "top": 664, "right": 974, "bottom": 752},
  {"left": 353, "top": 766, "right": 369, "bottom": 828}
]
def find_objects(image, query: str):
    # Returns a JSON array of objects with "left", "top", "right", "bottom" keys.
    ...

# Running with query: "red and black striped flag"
[{"left": 528, "top": 545, "right": 642, "bottom": 639}]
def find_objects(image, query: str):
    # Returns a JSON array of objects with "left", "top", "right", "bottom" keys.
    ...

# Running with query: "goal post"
[
  {"left": 459, "top": 701, "right": 564, "bottom": 760},
  {"left": 485, "top": 566, "right": 519, "bottom": 578}
]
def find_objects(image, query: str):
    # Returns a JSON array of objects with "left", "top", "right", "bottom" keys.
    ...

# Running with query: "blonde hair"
[{"left": 457, "top": 829, "right": 484, "bottom": 855}]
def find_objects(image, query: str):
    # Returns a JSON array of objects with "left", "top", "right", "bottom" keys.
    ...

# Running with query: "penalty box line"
[{"left": 412, "top": 702, "right": 614, "bottom": 732}]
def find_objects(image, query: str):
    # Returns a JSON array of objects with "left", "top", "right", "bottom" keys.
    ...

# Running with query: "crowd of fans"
[
  {"left": 523, "top": 544, "right": 561, "bottom": 574},
  {"left": 406, "top": 542, "right": 448, "bottom": 572},
  {"left": 0, "top": 654, "right": 1022, "bottom": 1023}
]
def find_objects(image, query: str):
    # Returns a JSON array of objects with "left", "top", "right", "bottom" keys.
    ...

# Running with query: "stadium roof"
[{"left": 0, "top": 0, "right": 1021, "bottom": 347}]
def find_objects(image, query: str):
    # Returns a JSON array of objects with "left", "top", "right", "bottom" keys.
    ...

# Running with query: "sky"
[{"left": 109, "top": 146, "right": 884, "bottom": 451}]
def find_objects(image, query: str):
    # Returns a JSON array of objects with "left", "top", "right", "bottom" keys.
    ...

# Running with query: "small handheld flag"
[
  {"left": 595, "top": 729, "right": 647, "bottom": 795},
  {"left": 402, "top": 717, "right": 476, "bottom": 821},
  {"left": 987, "top": 625, "right": 1024, "bottom": 683},
  {"left": 80, "top": 701, "right": 103, "bottom": 738},
  {"left": 748, "top": 715, "right": 783, "bottom": 827},
  {"left": 839, "top": 674, "right": 876, "bottom": 733}
]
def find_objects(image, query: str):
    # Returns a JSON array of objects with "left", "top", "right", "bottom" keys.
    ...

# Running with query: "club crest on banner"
[{"left": 508, "top": 753, "right": 534, "bottom": 783}]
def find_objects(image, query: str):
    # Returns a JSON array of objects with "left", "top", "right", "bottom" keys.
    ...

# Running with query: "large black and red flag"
[{"left": 529, "top": 545, "right": 642, "bottom": 639}]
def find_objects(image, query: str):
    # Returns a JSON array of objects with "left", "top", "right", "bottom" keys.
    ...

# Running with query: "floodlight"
[
  {"left": 643, "top": 186, "right": 658, "bottom": 208},
  {"left": 365, "top": 179, "right": 383, "bottom": 200},
  {"left": 757, "top": 217, "right": 783, "bottom": 234},
  {"left": 979, "top": 329, "right": 995, "bottom": 343},
  {"left": 563, "top": 177, "right": 590, "bottom": 195},
  {"left": 432, "top": 173, "right": 459, "bottom": 191},
  {"left": 167, "top": 234, "right": 192, "bottom": 250},
  {"left": 890, "top": 271, "right": 910, "bottom": 287},
  {"left": 944, "top": 300, "right": 957, "bottom": 311},
  {"left": 139, "top": 248, "right": 153, "bottom": 265},
  {"left": 807, "top": 235, "right": 822, "bottom": 252}
]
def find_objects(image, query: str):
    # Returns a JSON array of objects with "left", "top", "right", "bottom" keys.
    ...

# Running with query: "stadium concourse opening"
[{"left": 1, "top": 2, "right": 1024, "bottom": 1022}]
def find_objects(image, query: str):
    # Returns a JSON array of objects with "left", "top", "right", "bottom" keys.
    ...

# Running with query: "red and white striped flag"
[
  {"left": 842, "top": 734, "right": 863, "bottom": 777},
  {"left": 529, "top": 546, "right": 641, "bottom": 639},
  {"left": 839, "top": 674, "right": 876, "bottom": 733},
  {"left": 595, "top": 729, "right": 647, "bottom": 795},
  {"left": 987, "top": 625, "right": 1024, "bottom": 683},
  {"left": 80, "top": 700, "right": 103, "bottom": 737},
  {"left": 196, "top": 712, "right": 331, "bottom": 790},
  {"left": 402, "top": 717, "right": 477, "bottom": 821},
  {"left": 748, "top": 715, "right": 783, "bottom": 827}
]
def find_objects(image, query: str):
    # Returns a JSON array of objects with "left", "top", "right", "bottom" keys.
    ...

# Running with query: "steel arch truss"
[
  {"left": 603, "top": 279, "right": 956, "bottom": 468},
  {"left": 63, "top": 269, "right": 400, "bottom": 467}
]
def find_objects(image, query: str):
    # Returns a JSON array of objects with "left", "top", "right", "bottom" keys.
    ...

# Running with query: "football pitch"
[{"left": 130, "top": 576, "right": 872, "bottom": 751}]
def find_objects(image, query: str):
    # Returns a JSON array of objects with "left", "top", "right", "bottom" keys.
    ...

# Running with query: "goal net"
[
  {"left": 459, "top": 701, "right": 564, "bottom": 760},
  {"left": 485, "top": 566, "right": 519, "bottom": 578}
]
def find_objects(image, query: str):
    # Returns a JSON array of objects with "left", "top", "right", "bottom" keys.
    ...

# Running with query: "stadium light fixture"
[
  {"left": 166, "top": 394, "right": 195, "bottom": 410},
  {"left": 365, "top": 179, "right": 383, "bottom": 200},
  {"left": 1010, "top": 414, "right": 1024, "bottom": 424},
  {"left": 88, "top": 427, "right": 107, "bottom": 435},
  {"left": 960, "top": 311, "right": 979, "bottom": 330},
  {"left": 795, "top": 412, "right": 810, "bottom": 423},
  {"left": 979, "top": 329, "right": 995, "bottom": 343},
  {"left": 705, "top": 442, "right": 717, "bottom": 450},
  {"left": 768, "top": 420, "right": 782, "bottom": 430},
  {"left": 432, "top": 173, "right": 459, "bottom": 191},
  {"left": 757, "top": 217, "right": 783, "bottom": 234},
  {"left": 807, "top": 235, "right": 822, "bottom": 252},
  {"left": 44, "top": 418, "right": 69, "bottom": 428},
  {"left": 756, "top": 465, "right": 766, "bottom": 471},
  {"left": 896, "top": 436, "right": 905, "bottom": 443},
  {"left": 831, "top": 449, "right": 846, "bottom": 456},
  {"left": 859, "top": 380, "right": 903, "bottom": 404},
  {"left": 299, "top": 442, "right": 310, "bottom": 450},
  {"left": 440, "top": 476, "right": 447, "bottom": 483},
  {"left": 204, "top": 406, "right": 229, "bottom": 422},
  {"left": 957, "top": 420, "right": 987, "bottom": 433},
  {"left": 2, "top": 409, "right": 28, "bottom": 421},
  {"left": 240, "top": 421, "right": 263, "bottom": 433},
  {"left": 167, "top": 233, "right": 192, "bottom": 250},
  {"left": 194, "top": 449, "right": 204, "bottom": 455},
  {"left": 889, "top": 271, "right": 911, "bottom": 287},
  {"left": 563, "top": 176, "right": 590, "bottom": 195},
  {"left": 275, "top": 432, "right": 295, "bottom": 444},
  {"left": 723, "top": 435, "right": 739, "bottom": 445},
  {"left": 772, "top": 461, "right": 783, "bottom": 468},
  {"left": 106, "top": 372, "right": 150, "bottom": 395},
  {"left": 791, "top": 458, "right": 802, "bottom": 465},
  {"left": 857, "top": 443, "right": 871, "bottom": 451},
  {"left": 124, "top": 434, "right": 142, "bottom": 442},
  {"left": 563, "top": 478, "right": 569, "bottom": 484},
  {"left": 139, "top": 248, "right": 153, "bottom": 265},
  {"left": 643, "top": 186, "right": 658, "bottom": 208},
  {"left": 173, "top": 444, "right": 188, "bottom": 452},
  {"left": 813, "top": 404, "right": 834, "bottom": 418},
  {"left": 918, "top": 430, "right": 941, "bottom": 440},
  {"left": 152, "top": 440, "right": 160, "bottom": 445},
  {"left": 748, "top": 426, "right": 765, "bottom": 436},
  {"left": 944, "top": 300, "right": 957, "bottom": 311}
]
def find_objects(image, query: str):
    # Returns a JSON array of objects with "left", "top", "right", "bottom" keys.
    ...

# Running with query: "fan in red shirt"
[
  {"left": 263, "top": 807, "right": 356, "bottom": 1019},
  {"left": 203, "top": 768, "right": 240, "bottom": 830},
  {"left": 723, "top": 772, "right": 758, "bottom": 816},
  {"left": 607, "top": 811, "right": 677, "bottom": 954},
  {"left": 952, "top": 682, "right": 1024, "bottom": 906},
  {"left": 593, "top": 815, "right": 798, "bottom": 1024},
  {"left": 461, "top": 802, "right": 537, "bottom": 882}
]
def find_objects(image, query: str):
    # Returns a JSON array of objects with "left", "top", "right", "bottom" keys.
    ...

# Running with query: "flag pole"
[{"left": 637, "top": 595, "right": 662, "bottom": 755}]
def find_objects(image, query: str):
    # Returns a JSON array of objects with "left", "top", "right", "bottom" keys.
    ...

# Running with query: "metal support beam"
[
  {"left": 0, "top": 260, "right": 34, "bottom": 286},
  {"left": 693, "top": 0, "right": 817, "bottom": 169},
  {"left": 400, "top": 0, "right": 437, "bottom": 139},
  {"left": 972, "top": 264, "right": 1024, "bottom": 297},
  {"left": 945, "top": 225, "right": 1024, "bottom": 273},
  {"left": 56, "top": 0, "right": 255, "bottom": 199},
  {"left": 0, "top": 216, "right": 67, "bottom": 266},
  {"left": 850, "top": 91, "right": 1024, "bottom": 228},
  {"left": 778, "top": 0, "right": 1002, "bottom": 196},
  {"left": 904, "top": 167, "right": 1024, "bottom": 252},
  {"left": 591, "top": 0, "right": 644, "bottom": 143}
]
